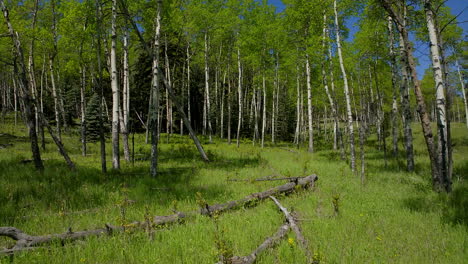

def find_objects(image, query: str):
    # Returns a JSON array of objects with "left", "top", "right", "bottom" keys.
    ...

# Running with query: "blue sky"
[{"left": 267, "top": 0, "right": 468, "bottom": 79}]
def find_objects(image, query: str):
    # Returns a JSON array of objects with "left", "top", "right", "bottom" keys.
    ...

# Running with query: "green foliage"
[{"left": 85, "top": 93, "right": 108, "bottom": 142}]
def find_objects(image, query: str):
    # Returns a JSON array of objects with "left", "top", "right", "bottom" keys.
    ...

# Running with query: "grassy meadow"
[{"left": 0, "top": 114, "right": 467, "bottom": 263}]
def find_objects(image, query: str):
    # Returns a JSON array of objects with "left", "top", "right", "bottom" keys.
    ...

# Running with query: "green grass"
[{"left": 0, "top": 114, "right": 467, "bottom": 263}]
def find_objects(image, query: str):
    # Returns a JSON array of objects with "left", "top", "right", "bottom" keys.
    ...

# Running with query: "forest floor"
[{"left": 0, "top": 114, "right": 467, "bottom": 263}]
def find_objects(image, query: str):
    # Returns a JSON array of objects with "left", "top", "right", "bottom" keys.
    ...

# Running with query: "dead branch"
[
  {"left": 227, "top": 176, "right": 306, "bottom": 182},
  {"left": 279, "top": 147, "right": 299, "bottom": 154},
  {"left": 0, "top": 175, "right": 318, "bottom": 255},
  {"left": 201, "top": 175, "right": 317, "bottom": 215},
  {"left": 270, "top": 196, "right": 312, "bottom": 262},
  {"left": 219, "top": 223, "right": 290, "bottom": 264}
]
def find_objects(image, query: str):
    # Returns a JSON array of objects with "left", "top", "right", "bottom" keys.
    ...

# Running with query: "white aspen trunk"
[
  {"left": 204, "top": 32, "right": 212, "bottom": 143},
  {"left": 228, "top": 64, "right": 232, "bottom": 144},
  {"left": 272, "top": 55, "right": 278, "bottom": 144},
  {"left": 456, "top": 61, "right": 468, "bottom": 128},
  {"left": 13, "top": 74, "right": 17, "bottom": 127},
  {"left": 164, "top": 37, "right": 173, "bottom": 139},
  {"left": 187, "top": 43, "right": 191, "bottom": 124},
  {"left": 425, "top": 0, "right": 450, "bottom": 191},
  {"left": 236, "top": 48, "right": 242, "bottom": 148},
  {"left": 150, "top": 0, "right": 162, "bottom": 177},
  {"left": 322, "top": 15, "right": 340, "bottom": 152},
  {"left": 80, "top": 66, "right": 86, "bottom": 156},
  {"left": 122, "top": 29, "right": 130, "bottom": 161},
  {"left": 110, "top": 0, "right": 120, "bottom": 170},
  {"left": 294, "top": 65, "right": 300, "bottom": 145},
  {"left": 261, "top": 73, "right": 266, "bottom": 148},
  {"left": 220, "top": 70, "right": 226, "bottom": 139},
  {"left": 306, "top": 55, "right": 313, "bottom": 153},
  {"left": 49, "top": 57, "right": 61, "bottom": 142},
  {"left": 388, "top": 17, "right": 399, "bottom": 157},
  {"left": 334, "top": 0, "right": 355, "bottom": 172}
]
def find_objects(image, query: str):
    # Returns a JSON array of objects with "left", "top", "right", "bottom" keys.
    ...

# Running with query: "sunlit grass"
[{"left": 0, "top": 114, "right": 467, "bottom": 263}]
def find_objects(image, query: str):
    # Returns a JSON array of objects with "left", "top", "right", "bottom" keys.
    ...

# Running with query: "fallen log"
[
  {"left": 0, "top": 175, "right": 318, "bottom": 255},
  {"left": 219, "top": 223, "right": 290, "bottom": 264},
  {"left": 227, "top": 176, "right": 306, "bottom": 183},
  {"left": 279, "top": 148, "right": 299, "bottom": 154},
  {"left": 270, "top": 196, "right": 312, "bottom": 262},
  {"left": 201, "top": 175, "right": 317, "bottom": 215}
]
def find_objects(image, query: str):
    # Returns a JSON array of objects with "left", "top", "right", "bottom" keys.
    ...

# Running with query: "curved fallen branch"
[
  {"left": 225, "top": 223, "right": 291, "bottom": 264},
  {"left": 0, "top": 174, "right": 318, "bottom": 255},
  {"left": 270, "top": 196, "right": 312, "bottom": 262}
]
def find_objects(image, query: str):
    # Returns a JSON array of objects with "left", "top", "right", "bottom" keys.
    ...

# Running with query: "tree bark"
[
  {"left": 397, "top": 14, "right": 415, "bottom": 171},
  {"left": 236, "top": 48, "right": 242, "bottom": 148},
  {"left": 456, "top": 61, "right": 468, "bottom": 128},
  {"left": 110, "top": 0, "right": 120, "bottom": 170},
  {"left": 1, "top": 0, "right": 43, "bottom": 171},
  {"left": 121, "top": 29, "right": 130, "bottom": 161},
  {"left": 149, "top": 0, "right": 162, "bottom": 177},
  {"left": 388, "top": 17, "right": 399, "bottom": 158},
  {"left": 306, "top": 54, "right": 314, "bottom": 153},
  {"left": 96, "top": 0, "right": 107, "bottom": 173},
  {"left": 334, "top": 0, "right": 355, "bottom": 172},
  {"left": 424, "top": 0, "right": 451, "bottom": 192},
  {"left": 381, "top": 0, "right": 440, "bottom": 190},
  {"left": 204, "top": 32, "right": 212, "bottom": 143}
]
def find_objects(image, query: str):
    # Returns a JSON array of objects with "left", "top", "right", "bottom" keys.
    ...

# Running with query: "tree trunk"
[
  {"left": 80, "top": 66, "right": 87, "bottom": 156},
  {"left": 424, "top": 0, "right": 451, "bottom": 192},
  {"left": 306, "top": 55, "right": 314, "bottom": 153},
  {"left": 236, "top": 48, "right": 242, "bottom": 148},
  {"left": 1, "top": 0, "right": 43, "bottom": 170},
  {"left": 398, "top": 19, "right": 415, "bottom": 171},
  {"left": 220, "top": 70, "right": 226, "bottom": 139},
  {"left": 150, "top": 0, "right": 162, "bottom": 177},
  {"left": 334, "top": 0, "right": 355, "bottom": 172},
  {"left": 382, "top": 0, "right": 440, "bottom": 189},
  {"left": 204, "top": 32, "right": 212, "bottom": 143},
  {"left": 457, "top": 61, "right": 468, "bottom": 128},
  {"left": 110, "top": 0, "right": 120, "bottom": 170},
  {"left": 388, "top": 17, "right": 399, "bottom": 158},
  {"left": 294, "top": 65, "right": 300, "bottom": 146},
  {"left": 96, "top": 0, "right": 107, "bottom": 173},
  {"left": 49, "top": 57, "right": 61, "bottom": 142},
  {"left": 262, "top": 71, "right": 266, "bottom": 148},
  {"left": 121, "top": 29, "right": 130, "bottom": 161},
  {"left": 228, "top": 64, "right": 232, "bottom": 145}
]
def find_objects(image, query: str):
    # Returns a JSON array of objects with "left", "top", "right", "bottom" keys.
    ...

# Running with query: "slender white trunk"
[
  {"left": 80, "top": 66, "right": 86, "bottom": 156},
  {"left": 204, "top": 32, "right": 212, "bottom": 143},
  {"left": 388, "top": 17, "right": 399, "bottom": 157},
  {"left": 110, "top": 0, "right": 120, "bottom": 170},
  {"left": 306, "top": 55, "right": 313, "bottom": 153},
  {"left": 187, "top": 44, "right": 191, "bottom": 124},
  {"left": 456, "top": 61, "right": 468, "bottom": 128},
  {"left": 150, "top": 0, "right": 162, "bottom": 177},
  {"left": 425, "top": 0, "right": 450, "bottom": 191},
  {"left": 236, "top": 48, "right": 242, "bottom": 147},
  {"left": 228, "top": 64, "right": 232, "bottom": 144},
  {"left": 334, "top": 0, "right": 355, "bottom": 172},
  {"left": 220, "top": 70, "right": 226, "bottom": 139},
  {"left": 49, "top": 57, "right": 61, "bottom": 141},
  {"left": 262, "top": 72, "right": 266, "bottom": 148},
  {"left": 122, "top": 30, "right": 130, "bottom": 161},
  {"left": 294, "top": 65, "right": 300, "bottom": 145}
]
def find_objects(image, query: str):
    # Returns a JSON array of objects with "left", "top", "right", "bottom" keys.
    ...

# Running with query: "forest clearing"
[
  {"left": 0, "top": 116, "right": 467, "bottom": 263},
  {"left": 0, "top": 0, "right": 467, "bottom": 263}
]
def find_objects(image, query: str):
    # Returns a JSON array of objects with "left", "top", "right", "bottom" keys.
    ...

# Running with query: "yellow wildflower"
[{"left": 288, "top": 237, "right": 295, "bottom": 246}]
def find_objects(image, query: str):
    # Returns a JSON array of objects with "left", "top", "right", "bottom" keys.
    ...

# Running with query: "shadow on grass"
[
  {"left": 401, "top": 182, "right": 468, "bottom": 228},
  {"left": 0, "top": 155, "right": 229, "bottom": 225}
]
